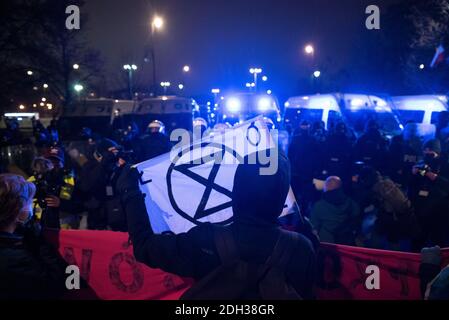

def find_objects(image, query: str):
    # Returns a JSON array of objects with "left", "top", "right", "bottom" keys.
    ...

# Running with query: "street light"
[
  {"left": 183, "top": 65, "right": 190, "bottom": 73},
  {"left": 267, "top": 90, "right": 272, "bottom": 95},
  {"left": 249, "top": 68, "right": 262, "bottom": 91},
  {"left": 152, "top": 16, "right": 164, "bottom": 30},
  {"left": 43, "top": 83, "right": 49, "bottom": 89},
  {"left": 74, "top": 84, "right": 84, "bottom": 101},
  {"left": 73, "top": 64, "right": 79, "bottom": 70},
  {"left": 123, "top": 64, "right": 137, "bottom": 99},
  {"left": 262, "top": 75, "right": 268, "bottom": 82},
  {"left": 250, "top": 68, "right": 262, "bottom": 74},
  {"left": 41, "top": 97, "right": 46, "bottom": 102},
  {"left": 160, "top": 81, "right": 171, "bottom": 94},
  {"left": 150, "top": 16, "right": 165, "bottom": 91},
  {"left": 419, "top": 64, "right": 425, "bottom": 70},
  {"left": 74, "top": 84, "right": 84, "bottom": 92},
  {"left": 19, "top": 104, "right": 25, "bottom": 110},
  {"left": 123, "top": 64, "right": 137, "bottom": 70},
  {"left": 178, "top": 84, "right": 184, "bottom": 90},
  {"left": 27, "top": 70, "right": 33, "bottom": 76},
  {"left": 304, "top": 44, "right": 314, "bottom": 55},
  {"left": 313, "top": 70, "right": 321, "bottom": 78}
]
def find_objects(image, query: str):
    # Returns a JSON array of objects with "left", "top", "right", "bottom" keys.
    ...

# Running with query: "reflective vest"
[{"left": 28, "top": 173, "right": 75, "bottom": 220}]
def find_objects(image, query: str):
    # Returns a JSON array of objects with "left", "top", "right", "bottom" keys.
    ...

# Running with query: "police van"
[
  {"left": 1, "top": 112, "right": 46, "bottom": 131},
  {"left": 391, "top": 95, "right": 448, "bottom": 125},
  {"left": 284, "top": 93, "right": 403, "bottom": 137},
  {"left": 59, "top": 99, "right": 136, "bottom": 139},
  {"left": 217, "top": 93, "right": 281, "bottom": 128},
  {"left": 131, "top": 96, "right": 198, "bottom": 134}
]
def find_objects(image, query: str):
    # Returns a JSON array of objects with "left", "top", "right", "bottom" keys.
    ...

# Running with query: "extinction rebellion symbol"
[{"left": 166, "top": 142, "right": 243, "bottom": 225}]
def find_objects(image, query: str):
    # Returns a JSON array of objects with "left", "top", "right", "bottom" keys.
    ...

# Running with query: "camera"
[
  {"left": 33, "top": 173, "right": 60, "bottom": 210},
  {"left": 415, "top": 162, "right": 430, "bottom": 177}
]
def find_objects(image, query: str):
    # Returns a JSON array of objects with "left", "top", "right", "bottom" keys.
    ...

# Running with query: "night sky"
[{"left": 84, "top": 0, "right": 399, "bottom": 97}]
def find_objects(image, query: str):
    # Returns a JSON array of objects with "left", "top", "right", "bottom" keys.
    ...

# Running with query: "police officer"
[
  {"left": 134, "top": 120, "right": 172, "bottom": 163},
  {"left": 387, "top": 122, "right": 422, "bottom": 189},
  {"left": 311, "top": 120, "right": 327, "bottom": 144},
  {"left": 324, "top": 122, "right": 354, "bottom": 189},
  {"left": 409, "top": 139, "right": 449, "bottom": 250},
  {"left": 355, "top": 120, "right": 389, "bottom": 173},
  {"left": 288, "top": 120, "right": 323, "bottom": 215},
  {"left": 117, "top": 121, "right": 140, "bottom": 151}
]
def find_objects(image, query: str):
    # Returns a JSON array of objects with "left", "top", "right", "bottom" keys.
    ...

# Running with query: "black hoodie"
[{"left": 121, "top": 150, "right": 317, "bottom": 299}]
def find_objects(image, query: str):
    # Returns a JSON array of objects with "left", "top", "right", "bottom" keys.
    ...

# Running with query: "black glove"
[{"left": 116, "top": 164, "right": 140, "bottom": 197}]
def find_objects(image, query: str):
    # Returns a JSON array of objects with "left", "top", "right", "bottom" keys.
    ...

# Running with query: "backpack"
[
  {"left": 180, "top": 226, "right": 302, "bottom": 300},
  {"left": 372, "top": 178, "right": 421, "bottom": 238},
  {"left": 372, "top": 178, "right": 410, "bottom": 217}
]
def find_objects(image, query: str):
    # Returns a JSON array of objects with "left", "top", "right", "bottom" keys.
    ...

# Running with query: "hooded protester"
[
  {"left": 409, "top": 139, "right": 449, "bottom": 250},
  {"left": 311, "top": 176, "right": 360, "bottom": 245},
  {"left": 116, "top": 149, "right": 316, "bottom": 299},
  {"left": 420, "top": 246, "right": 449, "bottom": 300}
]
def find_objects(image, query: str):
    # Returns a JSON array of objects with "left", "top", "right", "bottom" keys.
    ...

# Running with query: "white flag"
[{"left": 135, "top": 117, "right": 298, "bottom": 234}]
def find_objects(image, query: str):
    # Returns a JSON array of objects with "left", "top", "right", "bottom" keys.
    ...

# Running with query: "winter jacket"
[
  {"left": 0, "top": 231, "right": 66, "bottom": 300},
  {"left": 120, "top": 151, "right": 317, "bottom": 299},
  {"left": 311, "top": 189, "right": 360, "bottom": 245}
]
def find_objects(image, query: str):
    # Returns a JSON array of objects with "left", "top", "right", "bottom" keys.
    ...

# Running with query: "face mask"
[
  {"left": 17, "top": 203, "right": 33, "bottom": 226},
  {"left": 424, "top": 153, "right": 438, "bottom": 166},
  {"left": 101, "top": 151, "right": 119, "bottom": 172}
]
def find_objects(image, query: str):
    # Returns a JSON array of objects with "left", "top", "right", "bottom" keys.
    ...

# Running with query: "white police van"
[
  {"left": 59, "top": 99, "right": 136, "bottom": 139},
  {"left": 391, "top": 95, "right": 448, "bottom": 125},
  {"left": 284, "top": 93, "right": 403, "bottom": 137},
  {"left": 219, "top": 93, "right": 282, "bottom": 128}
]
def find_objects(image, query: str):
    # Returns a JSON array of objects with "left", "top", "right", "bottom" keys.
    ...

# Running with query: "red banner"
[
  {"left": 316, "top": 243, "right": 449, "bottom": 300},
  {"left": 45, "top": 230, "right": 192, "bottom": 300},
  {"left": 46, "top": 230, "right": 449, "bottom": 300}
]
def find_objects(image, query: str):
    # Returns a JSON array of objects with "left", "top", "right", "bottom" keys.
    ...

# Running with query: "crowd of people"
[
  {"left": 1, "top": 114, "right": 449, "bottom": 299},
  {"left": 288, "top": 117, "right": 449, "bottom": 252}
]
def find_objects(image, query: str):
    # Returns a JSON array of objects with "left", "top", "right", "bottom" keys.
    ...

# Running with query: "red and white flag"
[{"left": 430, "top": 44, "right": 445, "bottom": 68}]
